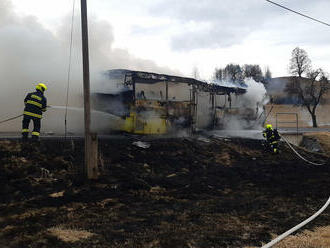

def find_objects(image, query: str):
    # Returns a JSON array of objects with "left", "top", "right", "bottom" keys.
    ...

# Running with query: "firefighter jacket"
[
  {"left": 23, "top": 90, "right": 47, "bottom": 119},
  {"left": 263, "top": 128, "right": 280, "bottom": 143}
]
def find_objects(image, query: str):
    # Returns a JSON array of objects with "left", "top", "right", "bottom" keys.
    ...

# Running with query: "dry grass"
[
  {"left": 246, "top": 226, "right": 330, "bottom": 248},
  {"left": 304, "top": 132, "right": 330, "bottom": 153},
  {"left": 49, "top": 191, "right": 64, "bottom": 198},
  {"left": 273, "top": 226, "right": 330, "bottom": 248},
  {"left": 48, "top": 226, "right": 94, "bottom": 242},
  {"left": 215, "top": 152, "right": 232, "bottom": 166},
  {"left": 8, "top": 207, "right": 58, "bottom": 221}
]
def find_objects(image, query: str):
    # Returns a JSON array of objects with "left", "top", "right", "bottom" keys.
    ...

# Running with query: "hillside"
[{"left": 0, "top": 136, "right": 329, "bottom": 248}]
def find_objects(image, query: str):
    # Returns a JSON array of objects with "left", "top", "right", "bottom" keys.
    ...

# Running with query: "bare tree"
[
  {"left": 224, "top": 64, "right": 244, "bottom": 84},
  {"left": 214, "top": 68, "right": 225, "bottom": 81},
  {"left": 214, "top": 64, "right": 243, "bottom": 84},
  {"left": 289, "top": 47, "right": 311, "bottom": 77},
  {"left": 192, "top": 66, "right": 200, "bottom": 80},
  {"left": 243, "top": 64, "right": 263, "bottom": 82},
  {"left": 288, "top": 69, "right": 330, "bottom": 127},
  {"left": 264, "top": 67, "right": 272, "bottom": 83},
  {"left": 214, "top": 64, "right": 272, "bottom": 86},
  {"left": 288, "top": 47, "right": 330, "bottom": 127}
]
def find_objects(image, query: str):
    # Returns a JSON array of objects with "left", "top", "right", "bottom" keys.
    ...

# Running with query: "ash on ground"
[{"left": 0, "top": 136, "right": 329, "bottom": 248}]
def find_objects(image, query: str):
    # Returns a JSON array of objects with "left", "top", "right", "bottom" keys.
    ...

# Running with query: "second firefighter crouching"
[{"left": 262, "top": 124, "right": 281, "bottom": 154}]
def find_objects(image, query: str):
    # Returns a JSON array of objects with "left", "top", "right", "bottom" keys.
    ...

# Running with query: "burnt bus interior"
[{"left": 92, "top": 69, "right": 247, "bottom": 134}]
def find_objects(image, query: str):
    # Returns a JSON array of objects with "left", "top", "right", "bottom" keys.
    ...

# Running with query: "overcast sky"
[{"left": 9, "top": 0, "right": 330, "bottom": 79}]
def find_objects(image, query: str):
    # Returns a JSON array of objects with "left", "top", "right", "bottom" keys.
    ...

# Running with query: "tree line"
[{"left": 213, "top": 64, "right": 272, "bottom": 85}]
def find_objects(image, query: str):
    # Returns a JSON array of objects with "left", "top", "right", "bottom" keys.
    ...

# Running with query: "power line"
[
  {"left": 65, "top": 0, "right": 76, "bottom": 139},
  {"left": 265, "top": 0, "right": 330, "bottom": 27}
]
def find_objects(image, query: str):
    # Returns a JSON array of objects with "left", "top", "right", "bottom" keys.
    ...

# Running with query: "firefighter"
[
  {"left": 262, "top": 124, "right": 280, "bottom": 153},
  {"left": 22, "top": 83, "right": 47, "bottom": 141}
]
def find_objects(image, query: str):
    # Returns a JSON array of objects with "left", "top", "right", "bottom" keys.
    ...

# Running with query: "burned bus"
[{"left": 92, "top": 69, "right": 247, "bottom": 134}]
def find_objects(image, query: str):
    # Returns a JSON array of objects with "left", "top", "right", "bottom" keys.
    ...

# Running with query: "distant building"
[{"left": 265, "top": 76, "right": 330, "bottom": 128}]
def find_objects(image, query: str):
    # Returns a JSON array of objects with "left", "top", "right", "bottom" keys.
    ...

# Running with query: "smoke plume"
[
  {"left": 222, "top": 78, "right": 269, "bottom": 130},
  {"left": 0, "top": 0, "right": 176, "bottom": 134}
]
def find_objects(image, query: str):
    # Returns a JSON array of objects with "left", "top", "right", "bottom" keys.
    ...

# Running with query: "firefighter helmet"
[
  {"left": 266, "top": 124, "right": 273, "bottom": 129},
  {"left": 36, "top": 83, "right": 47, "bottom": 92}
]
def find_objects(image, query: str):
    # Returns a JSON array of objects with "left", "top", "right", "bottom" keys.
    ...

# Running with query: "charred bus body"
[{"left": 92, "top": 69, "right": 247, "bottom": 134}]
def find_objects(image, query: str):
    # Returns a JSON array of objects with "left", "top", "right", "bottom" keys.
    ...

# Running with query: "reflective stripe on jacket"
[
  {"left": 23, "top": 90, "right": 47, "bottom": 119},
  {"left": 263, "top": 128, "right": 280, "bottom": 143}
]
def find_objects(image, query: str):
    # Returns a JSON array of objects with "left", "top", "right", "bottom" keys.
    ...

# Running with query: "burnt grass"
[{"left": 0, "top": 136, "right": 330, "bottom": 248}]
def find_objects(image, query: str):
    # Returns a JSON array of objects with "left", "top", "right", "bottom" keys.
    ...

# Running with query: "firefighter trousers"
[
  {"left": 265, "top": 140, "right": 279, "bottom": 154},
  {"left": 22, "top": 115, "right": 41, "bottom": 141}
]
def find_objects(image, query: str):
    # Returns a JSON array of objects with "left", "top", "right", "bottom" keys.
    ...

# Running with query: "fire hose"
[
  {"left": 261, "top": 196, "right": 330, "bottom": 248},
  {"left": 0, "top": 106, "right": 52, "bottom": 125},
  {"left": 260, "top": 132, "right": 327, "bottom": 248},
  {"left": 0, "top": 114, "right": 23, "bottom": 125},
  {"left": 280, "top": 134, "right": 325, "bottom": 166}
]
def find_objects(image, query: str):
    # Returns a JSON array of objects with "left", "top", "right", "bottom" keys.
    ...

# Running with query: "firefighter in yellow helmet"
[
  {"left": 22, "top": 83, "right": 47, "bottom": 141},
  {"left": 262, "top": 124, "right": 281, "bottom": 153}
]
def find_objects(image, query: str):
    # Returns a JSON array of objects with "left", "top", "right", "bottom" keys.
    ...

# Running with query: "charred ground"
[{"left": 0, "top": 136, "right": 330, "bottom": 248}]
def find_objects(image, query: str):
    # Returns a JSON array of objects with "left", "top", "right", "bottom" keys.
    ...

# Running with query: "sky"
[{"left": 8, "top": 0, "right": 330, "bottom": 79}]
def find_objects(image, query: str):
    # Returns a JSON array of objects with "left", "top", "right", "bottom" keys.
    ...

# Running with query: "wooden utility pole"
[{"left": 81, "top": 0, "right": 98, "bottom": 179}]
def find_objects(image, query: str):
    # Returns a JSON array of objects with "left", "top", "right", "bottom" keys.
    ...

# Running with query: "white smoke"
[
  {"left": 242, "top": 78, "right": 269, "bottom": 114},
  {"left": 221, "top": 78, "right": 269, "bottom": 130},
  {"left": 210, "top": 79, "right": 247, "bottom": 89},
  {"left": 0, "top": 0, "right": 177, "bottom": 134}
]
